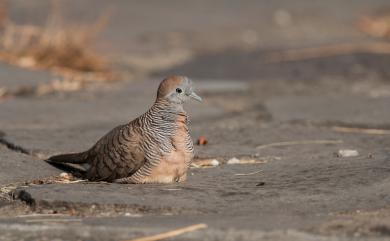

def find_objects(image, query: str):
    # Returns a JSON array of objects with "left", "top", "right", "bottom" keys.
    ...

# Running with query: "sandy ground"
[{"left": 1, "top": 1, "right": 390, "bottom": 240}]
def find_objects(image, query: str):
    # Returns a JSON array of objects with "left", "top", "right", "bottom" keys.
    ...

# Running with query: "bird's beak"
[{"left": 189, "top": 92, "right": 202, "bottom": 102}]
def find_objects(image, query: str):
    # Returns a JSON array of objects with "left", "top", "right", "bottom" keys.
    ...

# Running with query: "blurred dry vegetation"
[
  {"left": 0, "top": 1, "right": 389, "bottom": 99},
  {"left": 358, "top": 8, "right": 390, "bottom": 40},
  {"left": 0, "top": 0, "right": 116, "bottom": 97},
  {"left": 261, "top": 9, "right": 390, "bottom": 66}
]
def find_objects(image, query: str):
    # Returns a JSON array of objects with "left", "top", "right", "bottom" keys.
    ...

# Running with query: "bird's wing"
[{"left": 86, "top": 124, "right": 146, "bottom": 181}]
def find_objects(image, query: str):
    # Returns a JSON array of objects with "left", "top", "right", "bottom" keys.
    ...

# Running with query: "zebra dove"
[{"left": 47, "top": 76, "right": 202, "bottom": 184}]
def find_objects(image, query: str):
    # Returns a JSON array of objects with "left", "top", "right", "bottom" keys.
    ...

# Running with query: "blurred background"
[{"left": 1, "top": 0, "right": 390, "bottom": 99}]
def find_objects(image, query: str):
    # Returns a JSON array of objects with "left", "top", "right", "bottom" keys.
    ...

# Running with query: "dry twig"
[
  {"left": 124, "top": 223, "right": 207, "bottom": 241},
  {"left": 330, "top": 126, "right": 390, "bottom": 135},
  {"left": 227, "top": 157, "right": 267, "bottom": 165},
  {"left": 256, "top": 140, "right": 343, "bottom": 150},
  {"left": 25, "top": 218, "right": 82, "bottom": 223},
  {"left": 17, "top": 214, "right": 70, "bottom": 218},
  {"left": 0, "top": 173, "right": 83, "bottom": 201},
  {"left": 191, "top": 159, "right": 219, "bottom": 168},
  {"left": 234, "top": 170, "right": 263, "bottom": 176}
]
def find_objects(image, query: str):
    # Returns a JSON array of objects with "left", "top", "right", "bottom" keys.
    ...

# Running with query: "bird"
[{"left": 46, "top": 75, "right": 202, "bottom": 184}]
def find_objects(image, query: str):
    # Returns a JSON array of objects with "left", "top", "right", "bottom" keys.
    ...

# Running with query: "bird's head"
[{"left": 156, "top": 75, "right": 202, "bottom": 104}]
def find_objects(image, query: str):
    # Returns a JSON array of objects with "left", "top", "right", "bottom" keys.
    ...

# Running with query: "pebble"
[
  {"left": 337, "top": 149, "right": 359, "bottom": 157},
  {"left": 227, "top": 157, "right": 240, "bottom": 164},
  {"left": 210, "top": 159, "right": 220, "bottom": 166}
]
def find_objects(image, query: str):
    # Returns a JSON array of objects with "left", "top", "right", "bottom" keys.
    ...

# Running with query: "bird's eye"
[{"left": 176, "top": 88, "right": 182, "bottom": 93}]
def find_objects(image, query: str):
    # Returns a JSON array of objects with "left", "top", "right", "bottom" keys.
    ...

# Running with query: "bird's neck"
[
  {"left": 136, "top": 99, "right": 187, "bottom": 127},
  {"left": 152, "top": 99, "right": 185, "bottom": 116}
]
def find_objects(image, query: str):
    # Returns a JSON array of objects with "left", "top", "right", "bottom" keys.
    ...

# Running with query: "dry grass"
[
  {"left": 124, "top": 223, "right": 207, "bottom": 241},
  {"left": 0, "top": 172, "right": 82, "bottom": 201},
  {"left": 358, "top": 8, "right": 390, "bottom": 40},
  {"left": 0, "top": 1, "right": 115, "bottom": 88},
  {"left": 330, "top": 126, "right": 390, "bottom": 135},
  {"left": 256, "top": 139, "right": 343, "bottom": 150}
]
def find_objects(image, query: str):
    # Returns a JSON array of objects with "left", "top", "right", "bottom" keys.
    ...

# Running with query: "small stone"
[
  {"left": 227, "top": 157, "right": 240, "bottom": 164},
  {"left": 337, "top": 149, "right": 359, "bottom": 157},
  {"left": 59, "top": 172, "right": 71, "bottom": 178},
  {"left": 210, "top": 159, "right": 220, "bottom": 166},
  {"left": 256, "top": 182, "right": 265, "bottom": 186},
  {"left": 197, "top": 136, "right": 208, "bottom": 145}
]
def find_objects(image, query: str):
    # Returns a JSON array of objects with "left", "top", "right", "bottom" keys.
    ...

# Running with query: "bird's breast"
[{"left": 147, "top": 113, "right": 193, "bottom": 182}]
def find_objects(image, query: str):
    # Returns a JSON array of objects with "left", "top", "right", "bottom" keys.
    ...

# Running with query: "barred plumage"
[{"left": 46, "top": 76, "right": 201, "bottom": 184}]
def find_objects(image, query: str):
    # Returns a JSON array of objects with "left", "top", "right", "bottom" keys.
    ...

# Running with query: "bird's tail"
[{"left": 46, "top": 151, "right": 89, "bottom": 164}]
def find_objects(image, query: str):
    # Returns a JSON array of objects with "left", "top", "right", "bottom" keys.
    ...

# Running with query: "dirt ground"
[{"left": 1, "top": 1, "right": 390, "bottom": 240}]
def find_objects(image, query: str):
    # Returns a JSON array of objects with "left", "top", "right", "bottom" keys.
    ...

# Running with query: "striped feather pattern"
[{"left": 84, "top": 99, "right": 194, "bottom": 183}]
